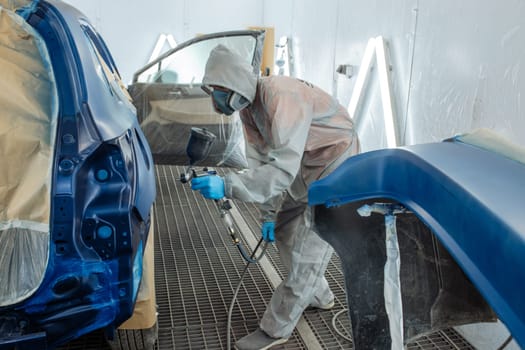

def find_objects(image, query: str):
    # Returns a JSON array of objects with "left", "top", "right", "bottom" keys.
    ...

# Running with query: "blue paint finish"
[
  {"left": 132, "top": 241, "right": 144, "bottom": 305},
  {"left": 0, "top": 0, "right": 156, "bottom": 348},
  {"left": 308, "top": 140, "right": 525, "bottom": 348},
  {"left": 95, "top": 169, "right": 109, "bottom": 182},
  {"left": 97, "top": 225, "right": 113, "bottom": 239}
]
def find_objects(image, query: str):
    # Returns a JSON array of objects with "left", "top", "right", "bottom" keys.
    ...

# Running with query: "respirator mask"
[{"left": 204, "top": 85, "right": 250, "bottom": 116}]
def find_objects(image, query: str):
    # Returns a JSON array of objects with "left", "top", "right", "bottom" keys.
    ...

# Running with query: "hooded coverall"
[{"left": 203, "top": 44, "right": 360, "bottom": 339}]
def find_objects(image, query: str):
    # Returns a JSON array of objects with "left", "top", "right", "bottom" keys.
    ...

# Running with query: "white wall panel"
[
  {"left": 329, "top": 0, "right": 525, "bottom": 149},
  {"left": 261, "top": 0, "right": 293, "bottom": 42},
  {"left": 64, "top": 0, "right": 263, "bottom": 84},
  {"left": 64, "top": 0, "right": 185, "bottom": 84},
  {"left": 406, "top": 0, "right": 525, "bottom": 146},
  {"left": 179, "top": 0, "right": 262, "bottom": 38},
  {"left": 281, "top": 0, "right": 340, "bottom": 92}
]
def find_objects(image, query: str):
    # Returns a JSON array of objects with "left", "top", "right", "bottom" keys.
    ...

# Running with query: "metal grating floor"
[{"left": 59, "top": 164, "right": 475, "bottom": 350}]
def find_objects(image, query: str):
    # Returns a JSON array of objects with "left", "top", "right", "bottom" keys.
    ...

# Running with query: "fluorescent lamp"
[
  {"left": 375, "top": 36, "right": 397, "bottom": 147},
  {"left": 148, "top": 34, "right": 178, "bottom": 63},
  {"left": 347, "top": 36, "right": 398, "bottom": 148},
  {"left": 348, "top": 37, "right": 376, "bottom": 120}
]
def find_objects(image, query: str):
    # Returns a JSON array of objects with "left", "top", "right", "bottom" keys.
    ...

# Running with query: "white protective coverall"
[{"left": 203, "top": 45, "right": 360, "bottom": 339}]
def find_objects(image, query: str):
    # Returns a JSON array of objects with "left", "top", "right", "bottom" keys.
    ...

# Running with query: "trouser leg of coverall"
[
  {"left": 259, "top": 192, "right": 334, "bottom": 339},
  {"left": 272, "top": 197, "right": 334, "bottom": 308}
]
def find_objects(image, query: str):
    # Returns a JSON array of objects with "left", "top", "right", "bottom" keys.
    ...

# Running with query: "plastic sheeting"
[
  {"left": 142, "top": 96, "right": 246, "bottom": 168},
  {"left": 358, "top": 203, "right": 408, "bottom": 350},
  {"left": 129, "top": 86, "right": 248, "bottom": 168},
  {"left": 129, "top": 31, "right": 266, "bottom": 169},
  {"left": 0, "top": 5, "right": 57, "bottom": 306}
]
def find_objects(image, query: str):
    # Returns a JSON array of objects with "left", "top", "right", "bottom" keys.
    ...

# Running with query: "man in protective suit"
[{"left": 191, "top": 44, "right": 360, "bottom": 349}]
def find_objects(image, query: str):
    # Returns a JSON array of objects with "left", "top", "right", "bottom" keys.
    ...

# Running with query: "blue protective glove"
[
  {"left": 261, "top": 221, "right": 275, "bottom": 242},
  {"left": 191, "top": 175, "right": 225, "bottom": 200}
]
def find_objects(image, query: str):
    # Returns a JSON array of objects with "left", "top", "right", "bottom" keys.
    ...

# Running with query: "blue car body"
[
  {"left": 309, "top": 130, "right": 524, "bottom": 348},
  {"left": 0, "top": 0, "right": 156, "bottom": 348}
]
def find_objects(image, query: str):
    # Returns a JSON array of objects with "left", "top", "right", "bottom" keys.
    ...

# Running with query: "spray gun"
[
  {"left": 179, "top": 126, "right": 216, "bottom": 183},
  {"left": 180, "top": 127, "right": 266, "bottom": 263}
]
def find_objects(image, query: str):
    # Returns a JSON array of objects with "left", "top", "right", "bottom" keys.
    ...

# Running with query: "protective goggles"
[{"left": 201, "top": 85, "right": 250, "bottom": 114}]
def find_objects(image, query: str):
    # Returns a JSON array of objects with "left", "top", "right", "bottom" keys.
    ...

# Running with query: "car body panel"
[
  {"left": 308, "top": 129, "right": 525, "bottom": 348},
  {"left": 0, "top": 1, "right": 156, "bottom": 348}
]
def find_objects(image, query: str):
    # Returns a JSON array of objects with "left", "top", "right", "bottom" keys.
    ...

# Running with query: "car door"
[{"left": 128, "top": 30, "right": 266, "bottom": 168}]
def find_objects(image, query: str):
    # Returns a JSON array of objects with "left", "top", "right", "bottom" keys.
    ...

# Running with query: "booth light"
[
  {"left": 375, "top": 36, "right": 397, "bottom": 148},
  {"left": 348, "top": 38, "right": 376, "bottom": 120},
  {"left": 148, "top": 34, "right": 178, "bottom": 63},
  {"left": 347, "top": 36, "right": 398, "bottom": 148}
]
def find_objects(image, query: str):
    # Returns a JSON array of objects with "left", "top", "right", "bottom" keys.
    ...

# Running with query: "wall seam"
[
  {"left": 403, "top": 0, "right": 420, "bottom": 145},
  {"left": 331, "top": 0, "right": 341, "bottom": 97}
]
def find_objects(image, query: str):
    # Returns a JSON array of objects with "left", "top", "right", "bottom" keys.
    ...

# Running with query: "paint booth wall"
[
  {"left": 268, "top": 0, "right": 525, "bottom": 151},
  {"left": 64, "top": 0, "right": 524, "bottom": 150},
  {"left": 331, "top": 0, "right": 525, "bottom": 152}
]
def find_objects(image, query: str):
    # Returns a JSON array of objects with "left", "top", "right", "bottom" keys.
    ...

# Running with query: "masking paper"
[{"left": 0, "top": 5, "right": 57, "bottom": 306}]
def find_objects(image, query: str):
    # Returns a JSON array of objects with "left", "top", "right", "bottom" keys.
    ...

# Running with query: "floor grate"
[{"left": 58, "top": 164, "right": 475, "bottom": 349}]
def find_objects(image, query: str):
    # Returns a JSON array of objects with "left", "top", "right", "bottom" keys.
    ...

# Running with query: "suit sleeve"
[{"left": 224, "top": 91, "right": 312, "bottom": 220}]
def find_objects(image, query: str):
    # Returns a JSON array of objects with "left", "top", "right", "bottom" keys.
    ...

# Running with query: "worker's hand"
[
  {"left": 191, "top": 175, "right": 225, "bottom": 200},
  {"left": 261, "top": 221, "right": 275, "bottom": 242}
]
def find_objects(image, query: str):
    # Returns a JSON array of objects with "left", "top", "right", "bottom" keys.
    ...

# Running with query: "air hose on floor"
[{"left": 226, "top": 237, "right": 267, "bottom": 350}]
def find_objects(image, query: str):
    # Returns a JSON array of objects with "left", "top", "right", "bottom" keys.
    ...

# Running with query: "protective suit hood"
[{"left": 202, "top": 44, "right": 258, "bottom": 103}]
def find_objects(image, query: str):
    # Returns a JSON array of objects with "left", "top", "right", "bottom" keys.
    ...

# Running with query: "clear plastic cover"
[
  {"left": 129, "top": 32, "right": 265, "bottom": 169},
  {"left": 0, "top": 222, "right": 49, "bottom": 306},
  {"left": 132, "top": 92, "right": 248, "bottom": 168}
]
